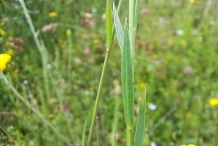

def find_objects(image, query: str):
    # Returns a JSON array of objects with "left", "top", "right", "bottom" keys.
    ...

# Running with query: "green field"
[{"left": 0, "top": 0, "right": 218, "bottom": 145}]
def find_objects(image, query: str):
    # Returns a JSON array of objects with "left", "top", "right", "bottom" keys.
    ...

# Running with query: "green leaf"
[
  {"left": 113, "top": 2, "right": 124, "bottom": 51},
  {"left": 134, "top": 0, "right": 140, "bottom": 29},
  {"left": 82, "top": 121, "right": 87, "bottom": 146},
  {"left": 134, "top": 86, "right": 146, "bottom": 146},
  {"left": 121, "top": 18, "right": 134, "bottom": 127}
]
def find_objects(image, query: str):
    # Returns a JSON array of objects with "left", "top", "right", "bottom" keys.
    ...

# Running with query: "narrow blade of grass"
[
  {"left": 122, "top": 18, "right": 134, "bottom": 128},
  {"left": 113, "top": 2, "right": 124, "bottom": 51},
  {"left": 134, "top": 86, "right": 146, "bottom": 146},
  {"left": 134, "top": 0, "right": 140, "bottom": 29},
  {"left": 122, "top": 18, "right": 134, "bottom": 146},
  {"left": 82, "top": 121, "right": 87, "bottom": 146}
]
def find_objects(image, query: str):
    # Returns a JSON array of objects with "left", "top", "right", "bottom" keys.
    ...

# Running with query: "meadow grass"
[{"left": 1, "top": 0, "right": 218, "bottom": 146}]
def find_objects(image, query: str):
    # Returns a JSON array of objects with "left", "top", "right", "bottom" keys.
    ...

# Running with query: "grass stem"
[
  {"left": 18, "top": 0, "right": 50, "bottom": 107},
  {"left": 87, "top": 0, "right": 123, "bottom": 145}
]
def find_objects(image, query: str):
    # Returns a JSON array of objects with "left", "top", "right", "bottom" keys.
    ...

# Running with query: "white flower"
[
  {"left": 148, "top": 103, "right": 157, "bottom": 110},
  {"left": 177, "top": 30, "right": 184, "bottom": 35},
  {"left": 102, "top": 13, "right": 106, "bottom": 20},
  {"left": 47, "top": 64, "right": 52, "bottom": 69},
  {"left": 192, "top": 30, "right": 198, "bottom": 35},
  {"left": 209, "top": 20, "right": 215, "bottom": 25},
  {"left": 198, "top": 37, "right": 203, "bottom": 42},
  {"left": 23, "top": 80, "right": 28, "bottom": 85},
  {"left": 85, "top": 90, "right": 90, "bottom": 96},
  {"left": 150, "top": 141, "right": 156, "bottom": 146}
]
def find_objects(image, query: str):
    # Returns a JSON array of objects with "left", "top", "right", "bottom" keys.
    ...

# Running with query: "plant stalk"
[
  {"left": 87, "top": 0, "right": 112, "bottom": 145},
  {"left": 87, "top": 0, "right": 123, "bottom": 145},
  {"left": 18, "top": 0, "right": 50, "bottom": 107}
]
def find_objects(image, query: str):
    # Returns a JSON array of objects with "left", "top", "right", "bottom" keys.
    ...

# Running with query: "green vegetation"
[{"left": 1, "top": 0, "right": 218, "bottom": 146}]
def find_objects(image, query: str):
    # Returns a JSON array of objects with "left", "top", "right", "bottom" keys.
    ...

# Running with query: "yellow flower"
[
  {"left": 181, "top": 144, "right": 196, "bottom": 146},
  {"left": 48, "top": 12, "right": 57, "bottom": 17},
  {"left": 187, "top": 144, "right": 196, "bottom": 146},
  {"left": 180, "top": 39, "right": 187, "bottom": 46},
  {"left": 0, "top": 29, "right": 5, "bottom": 35},
  {"left": 167, "top": 38, "right": 172, "bottom": 45},
  {"left": 140, "top": 83, "right": 145, "bottom": 89},
  {"left": 209, "top": 98, "right": 218, "bottom": 106},
  {"left": 189, "top": 0, "right": 195, "bottom": 3},
  {"left": 0, "top": 54, "right": 11, "bottom": 71}
]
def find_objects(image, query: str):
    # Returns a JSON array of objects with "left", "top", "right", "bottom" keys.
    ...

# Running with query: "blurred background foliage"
[{"left": 0, "top": 0, "right": 218, "bottom": 145}]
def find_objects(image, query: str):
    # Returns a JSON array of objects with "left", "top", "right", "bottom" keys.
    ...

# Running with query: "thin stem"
[
  {"left": 87, "top": 51, "right": 111, "bottom": 146},
  {"left": 152, "top": 106, "right": 177, "bottom": 131},
  {"left": 86, "top": 0, "right": 123, "bottom": 145},
  {"left": 18, "top": 0, "right": 42, "bottom": 53},
  {"left": 18, "top": 0, "right": 50, "bottom": 105}
]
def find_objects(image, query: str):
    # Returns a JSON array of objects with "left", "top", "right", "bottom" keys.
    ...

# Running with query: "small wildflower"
[
  {"left": 187, "top": 144, "right": 196, "bottom": 146},
  {"left": 48, "top": 12, "right": 57, "bottom": 17},
  {"left": 93, "top": 39, "right": 99, "bottom": 44},
  {"left": 180, "top": 39, "right": 187, "bottom": 46},
  {"left": 209, "top": 98, "right": 218, "bottom": 106},
  {"left": 140, "top": 83, "right": 145, "bottom": 89},
  {"left": 183, "top": 66, "right": 192, "bottom": 75},
  {"left": 209, "top": 20, "right": 215, "bottom": 25},
  {"left": 23, "top": 80, "right": 28, "bottom": 85},
  {"left": 167, "top": 38, "right": 172, "bottom": 45},
  {"left": 198, "top": 37, "right": 203, "bottom": 42},
  {"left": 83, "top": 47, "right": 91, "bottom": 55},
  {"left": 150, "top": 141, "right": 156, "bottom": 146},
  {"left": 148, "top": 103, "right": 157, "bottom": 111},
  {"left": 85, "top": 90, "right": 90, "bottom": 96},
  {"left": 47, "top": 64, "right": 52, "bottom": 69},
  {"left": 189, "top": 0, "right": 196, "bottom": 3},
  {"left": 0, "top": 29, "right": 5, "bottom": 35},
  {"left": 177, "top": 30, "right": 184, "bottom": 35},
  {"left": 192, "top": 30, "right": 198, "bottom": 35},
  {"left": 102, "top": 13, "right": 106, "bottom": 20},
  {"left": 181, "top": 144, "right": 196, "bottom": 146},
  {"left": 0, "top": 54, "right": 11, "bottom": 71}
]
